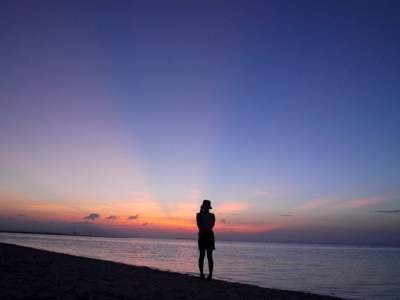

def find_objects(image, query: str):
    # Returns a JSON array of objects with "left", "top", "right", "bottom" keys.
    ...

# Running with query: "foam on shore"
[{"left": 0, "top": 242, "right": 345, "bottom": 299}]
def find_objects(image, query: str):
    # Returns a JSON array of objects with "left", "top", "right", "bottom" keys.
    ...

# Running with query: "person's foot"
[
  {"left": 206, "top": 275, "right": 212, "bottom": 281},
  {"left": 200, "top": 274, "right": 205, "bottom": 280}
]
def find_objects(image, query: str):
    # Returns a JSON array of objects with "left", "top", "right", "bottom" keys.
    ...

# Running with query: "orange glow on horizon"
[{"left": 1, "top": 192, "right": 288, "bottom": 237}]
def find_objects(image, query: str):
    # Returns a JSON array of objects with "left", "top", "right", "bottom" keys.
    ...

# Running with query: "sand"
[{"left": 0, "top": 242, "right": 346, "bottom": 300}]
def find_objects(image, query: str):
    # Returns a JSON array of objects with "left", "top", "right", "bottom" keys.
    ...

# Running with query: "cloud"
[
  {"left": 280, "top": 214, "right": 294, "bottom": 217},
  {"left": 83, "top": 213, "right": 99, "bottom": 220},
  {"left": 188, "top": 188, "right": 202, "bottom": 202},
  {"left": 121, "top": 190, "right": 153, "bottom": 199},
  {"left": 127, "top": 214, "right": 139, "bottom": 220},
  {"left": 221, "top": 219, "right": 227, "bottom": 223},
  {"left": 105, "top": 215, "right": 118, "bottom": 220},
  {"left": 17, "top": 214, "right": 26, "bottom": 217},
  {"left": 369, "top": 210, "right": 400, "bottom": 213},
  {"left": 216, "top": 201, "right": 253, "bottom": 213},
  {"left": 293, "top": 198, "right": 332, "bottom": 210},
  {"left": 334, "top": 196, "right": 392, "bottom": 209},
  {"left": 177, "top": 228, "right": 182, "bottom": 230},
  {"left": 142, "top": 223, "right": 148, "bottom": 226}
]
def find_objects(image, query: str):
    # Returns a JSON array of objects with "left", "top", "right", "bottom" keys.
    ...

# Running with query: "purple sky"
[{"left": 1, "top": 1, "right": 399, "bottom": 245}]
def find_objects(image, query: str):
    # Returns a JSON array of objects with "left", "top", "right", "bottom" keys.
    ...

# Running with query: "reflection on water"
[
  {"left": 215, "top": 241, "right": 400, "bottom": 300},
  {"left": 1, "top": 232, "right": 399, "bottom": 300}
]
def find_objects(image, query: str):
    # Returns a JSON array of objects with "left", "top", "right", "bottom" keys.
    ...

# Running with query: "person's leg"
[
  {"left": 199, "top": 249, "right": 206, "bottom": 279},
  {"left": 206, "top": 249, "right": 213, "bottom": 280}
]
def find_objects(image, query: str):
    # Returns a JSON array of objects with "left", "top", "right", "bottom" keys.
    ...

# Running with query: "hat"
[{"left": 201, "top": 200, "right": 212, "bottom": 209}]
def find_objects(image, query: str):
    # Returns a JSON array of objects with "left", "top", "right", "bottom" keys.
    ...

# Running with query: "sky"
[{"left": 1, "top": 0, "right": 399, "bottom": 245}]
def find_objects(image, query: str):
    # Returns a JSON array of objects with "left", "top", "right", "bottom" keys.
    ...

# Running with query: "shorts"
[{"left": 198, "top": 230, "right": 215, "bottom": 250}]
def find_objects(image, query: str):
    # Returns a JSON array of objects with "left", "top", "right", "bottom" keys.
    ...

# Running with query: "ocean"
[{"left": 0, "top": 232, "right": 399, "bottom": 300}]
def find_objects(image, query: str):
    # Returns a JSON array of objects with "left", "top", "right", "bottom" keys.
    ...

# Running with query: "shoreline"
[{"left": 0, "top": 242, "right": 346, "bottom": 299}]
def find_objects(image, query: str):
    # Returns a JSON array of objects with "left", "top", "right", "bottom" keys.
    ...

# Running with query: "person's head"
[{"left": 200, "top": 200, "right": 212, "bottom": 212}]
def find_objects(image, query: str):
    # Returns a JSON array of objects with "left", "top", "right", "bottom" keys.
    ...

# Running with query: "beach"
[{"left": 0, "top": 242, "right": 345, "bottom": 300}]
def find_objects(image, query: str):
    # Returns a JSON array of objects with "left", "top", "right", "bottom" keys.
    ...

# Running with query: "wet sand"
[{"left": 0, "top": 242, "right": 345, "bottom": 299}]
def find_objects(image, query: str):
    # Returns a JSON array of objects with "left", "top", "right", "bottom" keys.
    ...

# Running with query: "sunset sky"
[{"left": 1, "top": 1, "right": 399, "bottom": 245}]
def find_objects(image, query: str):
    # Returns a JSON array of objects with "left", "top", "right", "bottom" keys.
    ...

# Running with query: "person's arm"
[
  {"left": 196, "top": 213, "right": 201, "bottom": 229},
  {"left": 211, "top": 214, "right": 215, "bottom": 229}
]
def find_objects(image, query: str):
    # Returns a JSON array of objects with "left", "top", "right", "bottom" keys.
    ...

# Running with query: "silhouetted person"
[{"left": 196, "top": 199, "right": 215, "bottom": 281}]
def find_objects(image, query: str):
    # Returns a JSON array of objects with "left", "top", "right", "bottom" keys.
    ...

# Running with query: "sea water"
[{"left": 1, "top": 232, "right": 399, "bottom": 300}]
